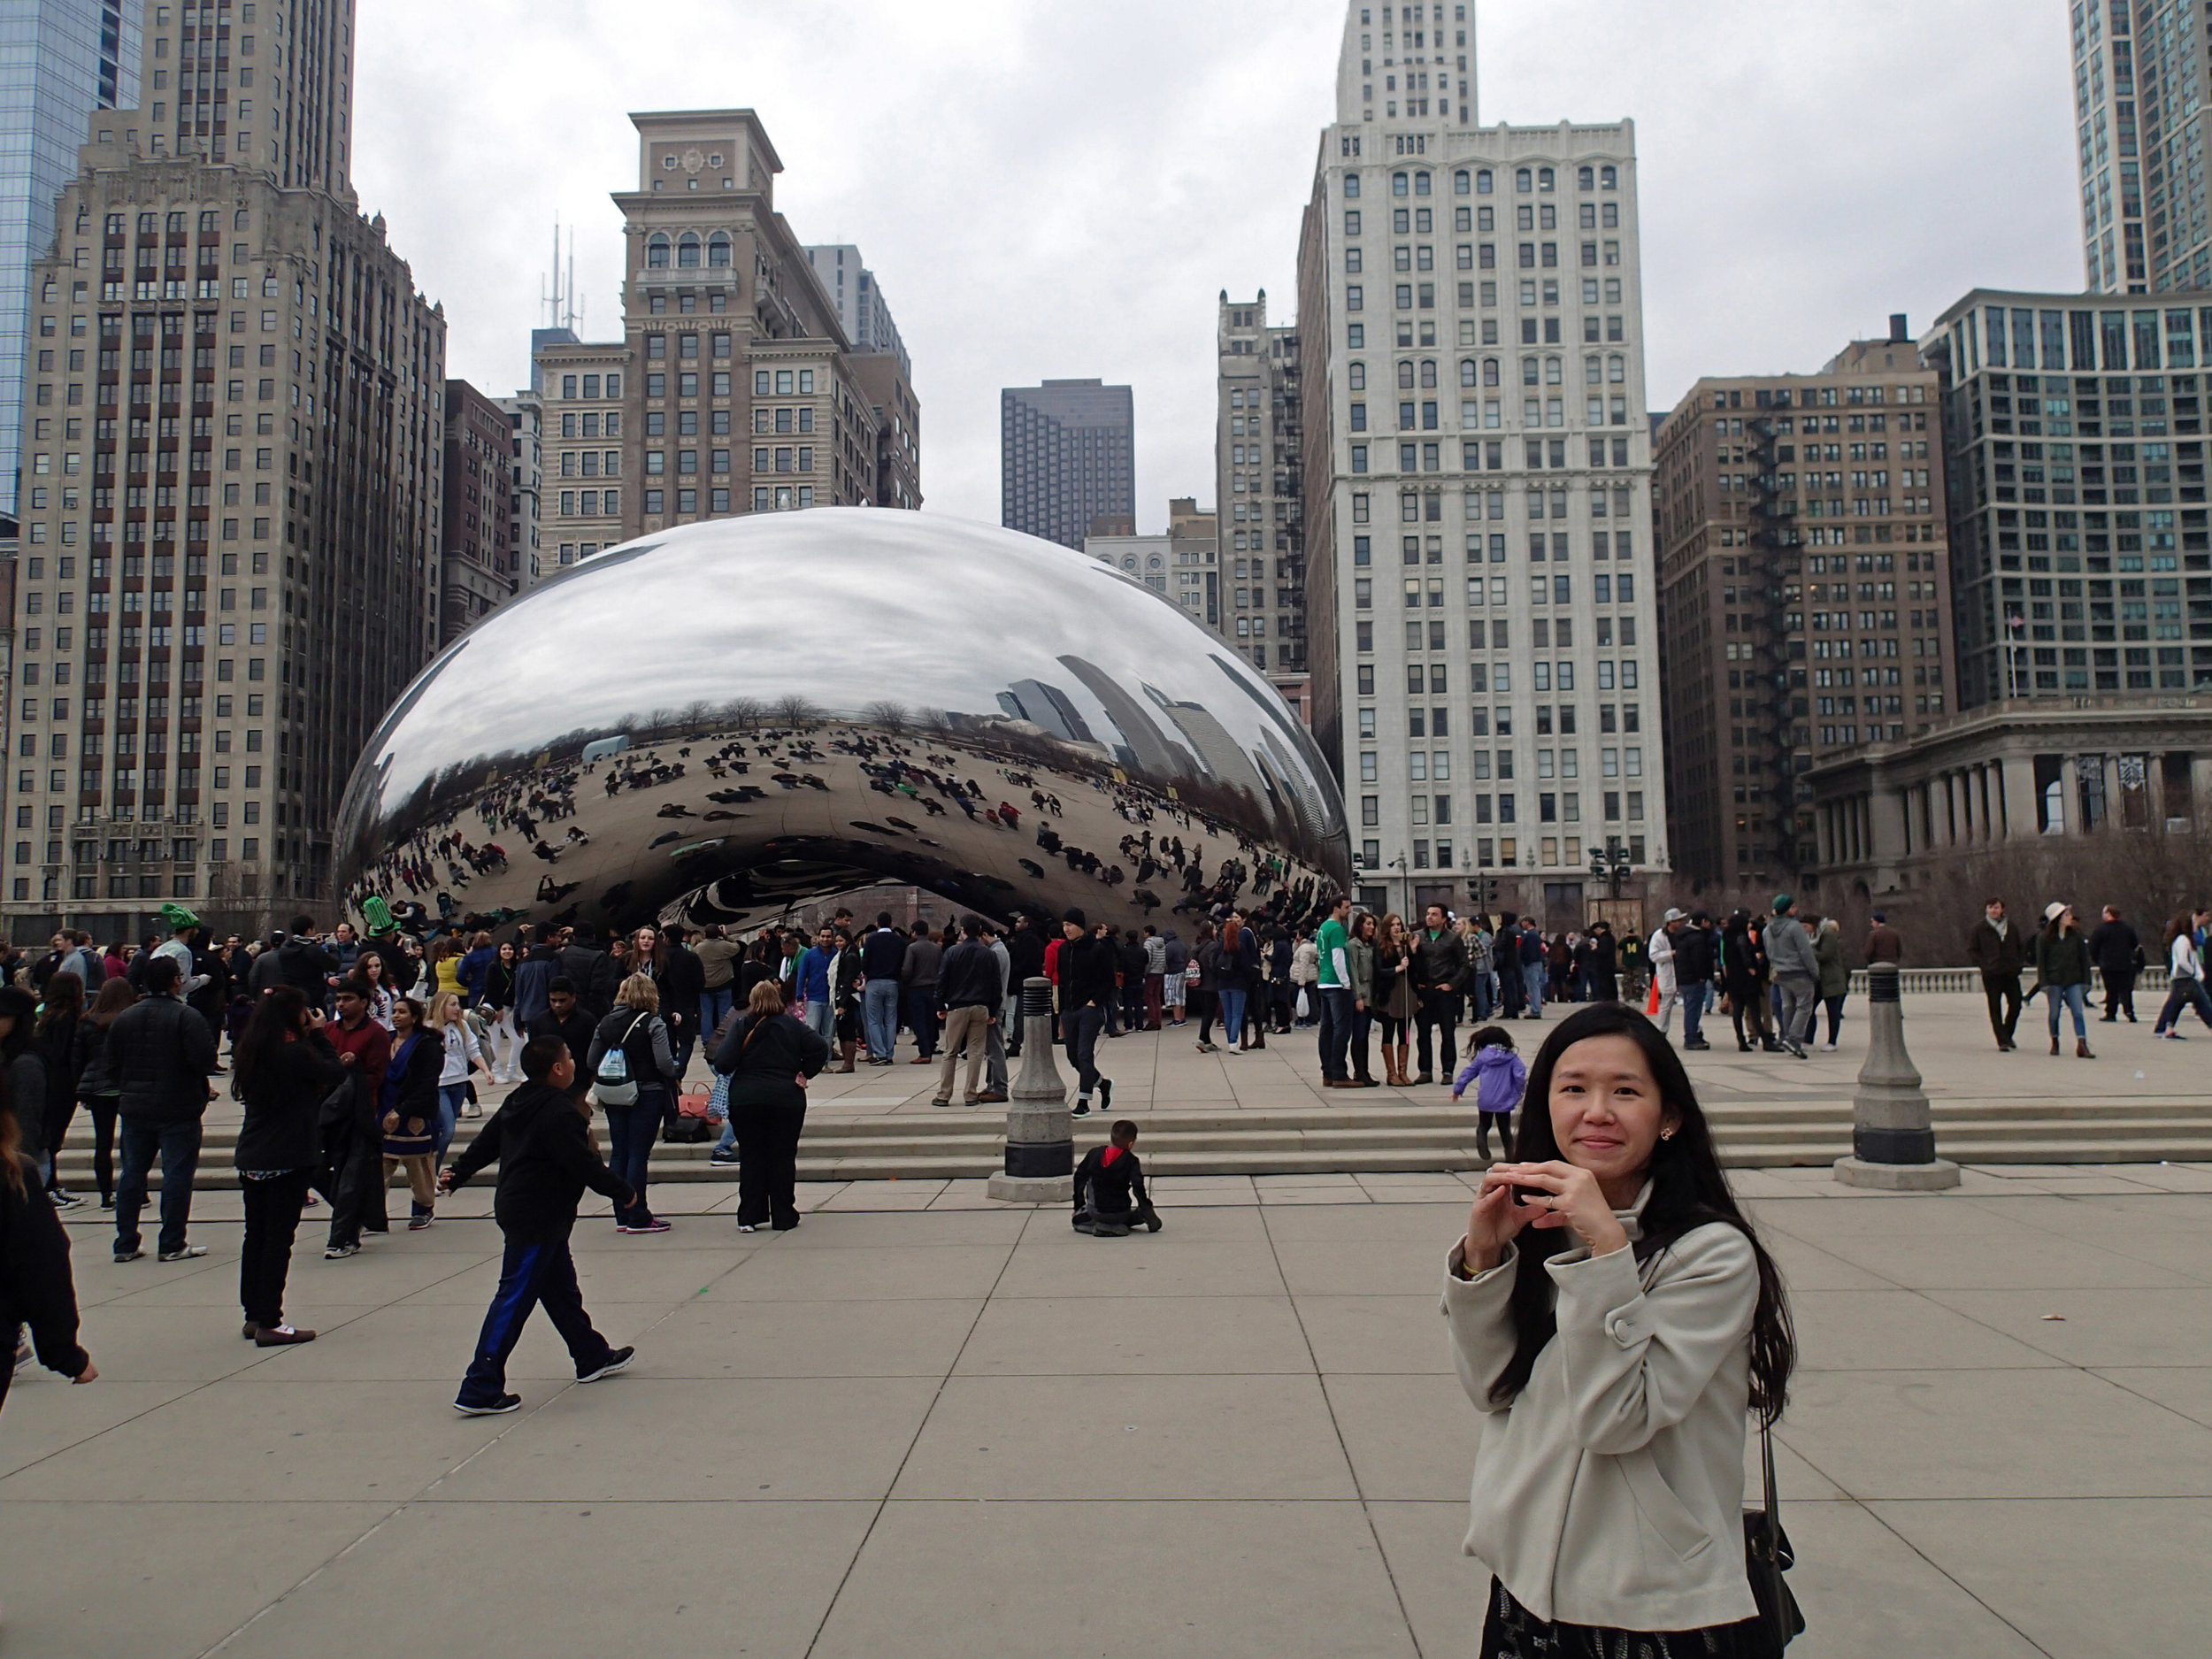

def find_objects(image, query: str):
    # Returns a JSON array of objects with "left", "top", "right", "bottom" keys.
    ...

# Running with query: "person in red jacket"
[{"left": 321, "top": 979, "right": 392, "bottom": 1258}]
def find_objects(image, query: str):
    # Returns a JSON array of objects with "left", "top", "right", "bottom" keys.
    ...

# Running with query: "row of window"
[
  {"left": 1346, "top": 201, "right": 1622, "bottom": 239},
  {"left": 1353, "top": 834, "right": 1647, "bottom": 875},
  {"left": 1344, "top": 163, "right": 1622, "bottom": 201}
]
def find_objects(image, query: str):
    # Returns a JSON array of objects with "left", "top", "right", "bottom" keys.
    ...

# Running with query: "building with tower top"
[{"left": 1298, "top": 1, "right": 1664, "bottom": 927}]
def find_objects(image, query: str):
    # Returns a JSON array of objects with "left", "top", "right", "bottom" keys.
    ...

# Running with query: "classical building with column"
[{"left": 1807, "top": 695, "right": 2210, "bottom": 897}]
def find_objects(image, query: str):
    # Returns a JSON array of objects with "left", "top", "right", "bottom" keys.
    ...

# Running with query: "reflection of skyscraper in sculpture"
[
  {"left": 997, "top": 680, "right": 1096, "bottom": 746},
  {"left": 1145, "top": 685, "right": 1271, "bottom": 804},
  {"left": 1056, "top": 657, "right": 1187, "bottom": 780},
  {"left": 1256, "top": 728, "right": 1329, "bottom": 837}
]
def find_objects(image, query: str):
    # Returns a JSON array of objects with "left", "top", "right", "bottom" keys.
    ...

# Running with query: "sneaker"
[
  {"left": 324, "top": 1243, "right": 359, "bottom": 1259},
  {"left": 708, "top": 1151, "right": 739, "bottom": 1166},
  {"left": 408, "top": 1213, "right": 434, "bottom": 1231},
  {"left": 1820, "top": 1042, "right": 1839, "bottom": 1052},
  {"left": 113, "top": 1248, "right": 143, "bottom": 1263},
  {"left": 736, "top": 1222, "right": 762, "bottom": 1233},
  {"left": 51, "top": 1192, "right": 86, "bottom": 1210},
  {"left": 1684, "top": 1039, "right": 1711, "bottom": 1051},
  {"left": 929, "top": 1097, "right": 952, "bottom": 1108},
  {"left": 578, "top": 1346, "right": 635, "bottom": 1384},
  {"left": 454, "top": 1394, "right": 523, "bottom": 1417},
  {"left": 254, "top": 1324, "right": 317, "bottom": 1347},
  {"left": 157, "top": 1245, "right": 209, "bottom": 1262},
  {"left": 1071, "top": 1100, "right": 1091, "bottom": 1118},
  {"left": 98, "top": 1195, "right": 115, "bottom": 1210},
  {"left": 2158, "top": 1029, "right": 2186, "bottom": 1040},
  {"left": 618, "top": 1218, "right": 672, "bottom": 1234},
  {"left": 1099, "top": 1079, "right": 1114, "bottom": 1111}
]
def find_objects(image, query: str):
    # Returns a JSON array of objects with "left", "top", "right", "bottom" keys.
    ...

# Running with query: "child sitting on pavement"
[
  {"left": 1071, "top": 1119, "right": 1162, "bottom": 1236},
  {"left": 1449, "top": 1024, "right": 1525, "bottom": 1161}
]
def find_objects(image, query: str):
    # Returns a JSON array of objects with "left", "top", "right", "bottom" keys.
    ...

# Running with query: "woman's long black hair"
[
  {"left": 1488, "top": 1001, "right": 1795, "bottom": 1422},
  {"left": 232, "top": 985, "right": 309, "bottom": 1100}
]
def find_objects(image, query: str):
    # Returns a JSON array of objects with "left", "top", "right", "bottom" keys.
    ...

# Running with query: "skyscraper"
[
  {"left": 1216, "top": 291, "right": 1306, "bottom": 685},
  {"left": 1298, "top": 1, "right": 1664, "bottom": 923},
  {"left": 0, "top": 0, "right": 138, "bottom": 518},
  {"left": 803, "top": 244, "right": 908, "bottom": 376},
  {"left": 439, "top": 379, "right": 515, "bottom": 644},
  {"left": 1653, "top": 324, "right": 1953, "bottom": 889},
  {"left": 531, "top": 110, "right": 920, "bottom": 572},
  {"left": 3, "top": 0, "right": 447, "bottom": 935},
  {"left": 1001, "top": 378, "right": 1134, "bottom": 550},
  {"left": 2071, "top": 0, "right": 2210, "bottom": 293}
]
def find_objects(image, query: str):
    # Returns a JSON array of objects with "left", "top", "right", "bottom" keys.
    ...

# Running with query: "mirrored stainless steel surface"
[{"left": 334, "top": 511, "right": 1350, "bottom": 935}]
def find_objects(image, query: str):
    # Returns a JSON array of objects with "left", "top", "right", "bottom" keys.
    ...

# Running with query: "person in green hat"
[{"left": 1763, "top": 894, "right": 1818, "bottom": 1060}]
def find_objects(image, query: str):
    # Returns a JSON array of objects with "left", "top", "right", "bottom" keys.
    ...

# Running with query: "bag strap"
[{"left": 1758, "top": 1414, "right": 1787, "bottom": 1644}]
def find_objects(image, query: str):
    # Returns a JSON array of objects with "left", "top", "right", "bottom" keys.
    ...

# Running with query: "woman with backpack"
[
  {"left": 71, "top": 977, "right": 134, "bottom": 1208},
  {"left": 587, "top": 973, "right": 679, "bottom": 1235},
  {"left": 1189, "top": 921, "right": 1222, "bottom": 1054},
  {"left": 714, "top": 978, "right": 831, "bottom": 1232},
  {"left": 1444, "top": 1002, "right": 1796, "bottom": 1653}
]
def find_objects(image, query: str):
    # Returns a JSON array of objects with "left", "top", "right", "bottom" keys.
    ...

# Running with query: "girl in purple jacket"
[{"left": 1449, "top": 1025, "right": 1525, "bottom": 1160}]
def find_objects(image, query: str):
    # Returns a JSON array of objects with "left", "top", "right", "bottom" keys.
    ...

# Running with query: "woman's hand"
[
  {"left": 380, "top": 1111, "right": 399, "bottom": 1133},
  {"left": 1486, "top": 1161, "right": 1631, "bottom": 1258},
  {"left": 1461, "top": 1167, "right": 1537, "bottom": 1274}
]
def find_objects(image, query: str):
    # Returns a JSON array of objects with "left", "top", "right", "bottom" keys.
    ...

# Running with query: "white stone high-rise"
[{"left": 1299, "top": 1, "right": 1664, "bottom": 923}]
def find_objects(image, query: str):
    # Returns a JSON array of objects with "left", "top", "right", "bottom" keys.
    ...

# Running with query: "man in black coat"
[
  {"left": 108, "top": 956, "right": 218, "bottom": 1263},
  {"left": 655, "top": 926, "right": 708, "bottom": 1082},
  {"left": 441, "top": 1036, "right": 634, "bottom": 1415},
  {"left": 527, "top": 979, "right": 598, "bottom": 1102},
  {"left": 559, "top": 926, "right": 623, "bottom": 1024},
  {"left": 2086, "top": 905, "right": 2142, "bottom": 1023},
  {"left": 1964, "top": 897, "right": 2028, "bottom": 1052},
  {"left": 1056, "top": 910, "right": 1118, "bottom": 1118},
  {"left": 249, "top": 915, "right": 342, "bottom": 1002},
  {"left": 1673, "top": 914, "right": 1719, "bottom": 1051},
  {"left": 1002, "top": 915, "right": 1047, "bottom": 1058}
]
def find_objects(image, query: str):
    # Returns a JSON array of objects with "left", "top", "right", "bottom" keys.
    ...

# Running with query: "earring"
[{"left": 1660, "top": 1128, "right": 1676, "bottom": 1141}]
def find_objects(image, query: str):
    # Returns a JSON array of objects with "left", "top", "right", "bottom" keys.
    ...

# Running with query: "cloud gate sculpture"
[{"left": 333, "top": 511, "right": 1351, "bottom": 941}]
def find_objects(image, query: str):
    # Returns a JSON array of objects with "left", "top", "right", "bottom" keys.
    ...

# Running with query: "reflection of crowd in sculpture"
[{"left": 347, "top": 715, "right": 1337, "bottom": 939}]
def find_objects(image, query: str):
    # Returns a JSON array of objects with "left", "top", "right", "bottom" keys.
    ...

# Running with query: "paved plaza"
[{"left": 2, "top": 1144, "right": 2208, "bottom": 1656}]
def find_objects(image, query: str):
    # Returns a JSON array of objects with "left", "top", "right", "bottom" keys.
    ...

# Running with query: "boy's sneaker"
[
  {"left": 157, "top": 1245, "right": 208, "bottom": 1263},
  {"left": 578, "top": 1347, "right": 635, "bottom": 1384},
  {"left": 453, "top": 1394, "right": 522, "bottom": 1417},
  {"left": 1071, "top": 1099, "right": 1091, "bottom": 1117}
]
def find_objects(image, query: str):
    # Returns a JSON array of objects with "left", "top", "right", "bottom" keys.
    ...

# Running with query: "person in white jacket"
[
  {"left": 1645, "top": 910, "right": 1684, "bottom": 1035},
  {"left": 1440, "top": 1001, "right": 1795, "bottom": 1650}
]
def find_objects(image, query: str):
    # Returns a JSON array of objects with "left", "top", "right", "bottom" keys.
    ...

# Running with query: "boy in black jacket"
[
  {"left": 1071, "top": 1119, "right": 1162, "bottom": 1237},
  {"left": 439, "top": 1036, "right": 635, "bottom": 1415}
]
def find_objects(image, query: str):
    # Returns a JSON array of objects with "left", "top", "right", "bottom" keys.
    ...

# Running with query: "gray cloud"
[{"left": 353, "top": 0, "right": 2079, "bottom": 533}]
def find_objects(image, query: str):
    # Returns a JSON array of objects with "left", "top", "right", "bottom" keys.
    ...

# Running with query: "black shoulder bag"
[{"left": 1741, "top": 1416, "right": 1805, "bottom": 1655}]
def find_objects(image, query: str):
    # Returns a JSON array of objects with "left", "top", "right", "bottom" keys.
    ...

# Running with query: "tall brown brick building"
[
  {"left": 439, "top": 380, "right": 513, "bottom": 644},
  {"left": 1655, "top": 321, "right": 1953, "bottom": 894}
]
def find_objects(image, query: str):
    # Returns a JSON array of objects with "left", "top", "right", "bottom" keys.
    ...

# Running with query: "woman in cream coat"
[{"left": 1442, "top": 1001, "right": 1795, "bottom": 1655}]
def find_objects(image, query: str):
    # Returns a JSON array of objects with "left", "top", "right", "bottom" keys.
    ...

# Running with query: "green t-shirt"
[{"left": 1317, "top": 917, "right": 1349, "bottom": 988}]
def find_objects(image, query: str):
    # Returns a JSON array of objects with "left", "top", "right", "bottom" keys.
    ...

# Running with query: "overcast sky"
[{"left": 355, "top": 0, "right": 2083, "bottom": 534}]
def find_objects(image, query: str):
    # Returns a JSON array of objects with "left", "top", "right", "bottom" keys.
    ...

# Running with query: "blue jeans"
[
  {"left": 457, "top": 1236, "right": 617, "bottom": 1408},
  {"left": 801, "top": 995, "right": 835, "bottom": 1044},
  {"left": 1217, "top": 987, "right": 1248, "bottom": 1049},
  {"left": 603, "top": 1092, "right": 661, "bottom": 1226},
  {"left": 1523, "top": 962, "right": 1547, "bottom": 1016},
  {"left": 1317, "top": 987, "right": 1354, "bottom": 1080},
  {"left": 436, "top": 1084, "right": 467, "bottom": 1162},
  {"left": 2045, "top": 982, "right": 2088, "bottom": 1041},
  {"left": 863, "top": 979, "right": 900, "bottom": 1060},
  {"left": 1679, "top": 980, "right": 1709, "bottom": 1045},
  {"left": 115, "top": 1117, "right": 203, "bottom": 1258},
  {"left": 700, "top": 985, "right": 733, "bottom": 1044},
  {"left": 1062, "top": 1003, "right": 1106, "bottom": 1096}
]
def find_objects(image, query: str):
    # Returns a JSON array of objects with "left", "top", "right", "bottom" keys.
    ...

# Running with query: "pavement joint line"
[
  {"left": 1257, "top": 1197, "right": 1428, "bottom": 1658},
  {"left": 188, "top": 1234, "right": 745, "bottom": 1657},
  {"left": 797, "top": 1205, "right": 1033, "bottom": 1659}
]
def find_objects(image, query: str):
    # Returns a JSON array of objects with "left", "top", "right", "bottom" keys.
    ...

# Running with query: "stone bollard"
[
  {"left": 987, "top": 976, "right": 1073, "bottom": 1202},
  {"left": 1834, "top": 962, "right": 1961, "bottom": 1190}
]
